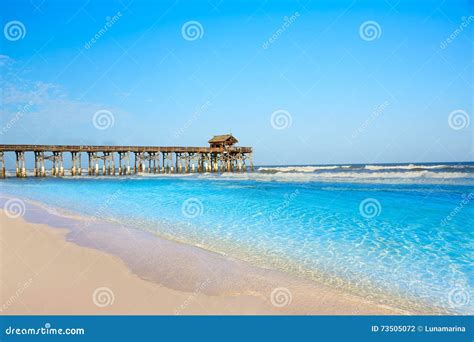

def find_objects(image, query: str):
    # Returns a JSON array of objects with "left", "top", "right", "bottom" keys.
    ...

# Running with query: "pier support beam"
[
  {"left": 52, "top": 153, "right": 57, "bottom": 176},
  {"left": 241, "top": 153, "right": 247, "bottom": 172},
  {"left": 162, "top": 152, "right": 175, "bottom": 173},
  {"left": 218, "top": 153, "right": 225, "bottom": 173},
  {"left": 168, "top": 153, "right": 174, "bottom": 173},
  {"left": 102, "top": 153, "right": 107, "bottom": 175},
  {"left": 126, "top": 152, "right": 131, "bottom": 175},
  {"left": 61, "top": 153, "right": 65, "bottom": 176},
  {"left": 210, "top": 153, "right": 216, "bottom": 172},
  {"left": 118, "top": 152, "right": 123, "bottom": 175},
  {"left": 204, "top": 153, "right": 211, "bottom": 172},
  {"left": 71, "top": 152, "right": 81, "bottom": 176},
  {"left": 161, "top": 153, "right": 166, "bottom": 173},
  {"left": 175, "top": 153, "right": 180, "bottom": 173},
  {"left": 41, "top": 153, "right": 46, "bottom": 176},
  {"left": 135, "top": 152, "right": 145, "bottom": 174},
  {"left": 147, "top": 152, "right": 160, "bottom": 174},
  {"left": 34, "top": 151, "right": 40, "bottom": 176},
  {"left": 184, "top": 153, "right": 191, "bottom": 173},
  {"left": 87, "top": 152, "right": 99, "bottom": 176},
  {"left": 102, "top": 152, "right": 114, "bottom": 176},
  {"left": 226, "top": 154, "right": 231, "bottom": 172},
  {"left": 191, "top": 153, "right": 198, "bottom": 173},
  {"left": 197, "top": 153, "right": 203, "bottom": 173},
  {"left": 118, "top": 152, "right": 131, "bottom": 175},
  {"left": 174, "top": 152, "right": 181, "bottom": 173},
  {"left": 78, "top": 153, "right": 82, "bottom": 175},
  {"left": 33, "top": 151, "right": 47, "bottom": 177},
  {"left": 112, "top": 153, "right": 115, "bottom": 175},
  {"left": 15, "top": 151, "right": 27, "bottom": 177},
  {"left": 0, "top": 152, "right": 5, "bottom": 178},
  {"left": 235, "top": 153, "right": 242, "bottom": 172},
  {"left": 51, "top": 152, "right": 64, "bottom": 176}
]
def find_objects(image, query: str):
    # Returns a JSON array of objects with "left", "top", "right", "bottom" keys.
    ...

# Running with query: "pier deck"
[
  {"left": 0, "top": 145, "right": 252, "bottom": 153},
  {"left": 0, "top": 135, "right": 253, "bottom": 178}
]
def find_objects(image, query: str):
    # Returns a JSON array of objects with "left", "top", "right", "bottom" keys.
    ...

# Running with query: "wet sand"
[{"left": 0, "top": 201, "right": 408, "bottom": 315}]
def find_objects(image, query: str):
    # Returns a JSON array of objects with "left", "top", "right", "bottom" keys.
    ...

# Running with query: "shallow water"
[{"left": 1, "top": 162, "right": 473, "bottom": 314}]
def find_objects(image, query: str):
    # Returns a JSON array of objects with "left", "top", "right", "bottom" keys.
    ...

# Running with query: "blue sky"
[{"left": 1, "top": 0, "right": 472, "bottom": 165}]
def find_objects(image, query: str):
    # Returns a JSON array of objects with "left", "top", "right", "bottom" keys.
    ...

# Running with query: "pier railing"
[{"left": 0, "top": 144, "right": 253, "bottom": 178}]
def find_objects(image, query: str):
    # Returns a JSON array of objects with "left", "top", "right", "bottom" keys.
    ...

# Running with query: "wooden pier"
[{"left": 0, "top": 135, "right": 253, "bottom": 178}]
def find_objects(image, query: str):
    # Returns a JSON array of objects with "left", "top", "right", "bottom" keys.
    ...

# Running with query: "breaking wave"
[
  {"left": 214, "top": 163, "right": 474, "bottom": 184},
  {"left": 259, "top": 163, "right": 473, "bottom": 174},
  {"left": 364, "top": 164, "right": 473, "bottom": 171},
  {"left": 229, "top": 170, "right": 471, "bottom": 180},
  {"left": 258, "top": 165, "right": 352, "bottom": 173}
]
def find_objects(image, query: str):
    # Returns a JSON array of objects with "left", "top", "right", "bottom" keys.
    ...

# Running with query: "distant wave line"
[{"left": 258, "top": 164, "right": 474, "bottom": 173}]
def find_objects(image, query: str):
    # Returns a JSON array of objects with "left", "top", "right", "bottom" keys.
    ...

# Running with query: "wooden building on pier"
[{"left": 208, "top": 134, "right": 239, "bottom": 149}]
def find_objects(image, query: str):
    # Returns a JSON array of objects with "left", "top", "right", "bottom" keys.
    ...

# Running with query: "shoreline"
[{"left": 0, "top": 196, "right": 412, "bottom": 315}]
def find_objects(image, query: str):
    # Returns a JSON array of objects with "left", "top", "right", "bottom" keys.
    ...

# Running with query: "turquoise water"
[{"left": 1, "top": 162, "right": 473, "bottom": 313}]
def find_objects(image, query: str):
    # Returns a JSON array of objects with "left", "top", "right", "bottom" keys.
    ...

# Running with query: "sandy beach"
[{"left": 0, "top": 203, "right": 409, "bottom": 315}]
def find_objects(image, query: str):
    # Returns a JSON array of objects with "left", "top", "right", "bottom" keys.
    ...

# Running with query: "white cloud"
[
  {"left": 0, "top": 55, "right": 130, "bottom": 144},
  {"left": 0, "top": 55, "right": 13, "bottom": 67}
]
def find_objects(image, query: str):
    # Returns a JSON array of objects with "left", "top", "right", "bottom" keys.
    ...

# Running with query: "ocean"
[{"left": 1, "top": 162, "right": 473, "bottom": 314}]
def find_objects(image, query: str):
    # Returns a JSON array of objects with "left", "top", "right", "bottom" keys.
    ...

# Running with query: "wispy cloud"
[{"left": 0, "top": 56, "right": 130, "bottom": 144}]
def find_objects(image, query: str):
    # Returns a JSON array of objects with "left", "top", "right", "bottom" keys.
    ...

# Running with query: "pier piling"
[{"left": 0, "top": 152, "right": 5, "bottom": 178}]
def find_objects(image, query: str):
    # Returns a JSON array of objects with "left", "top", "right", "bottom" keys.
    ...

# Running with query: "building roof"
[{"left": 208, "top": 134, "right": 238, "bottom": 144}]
